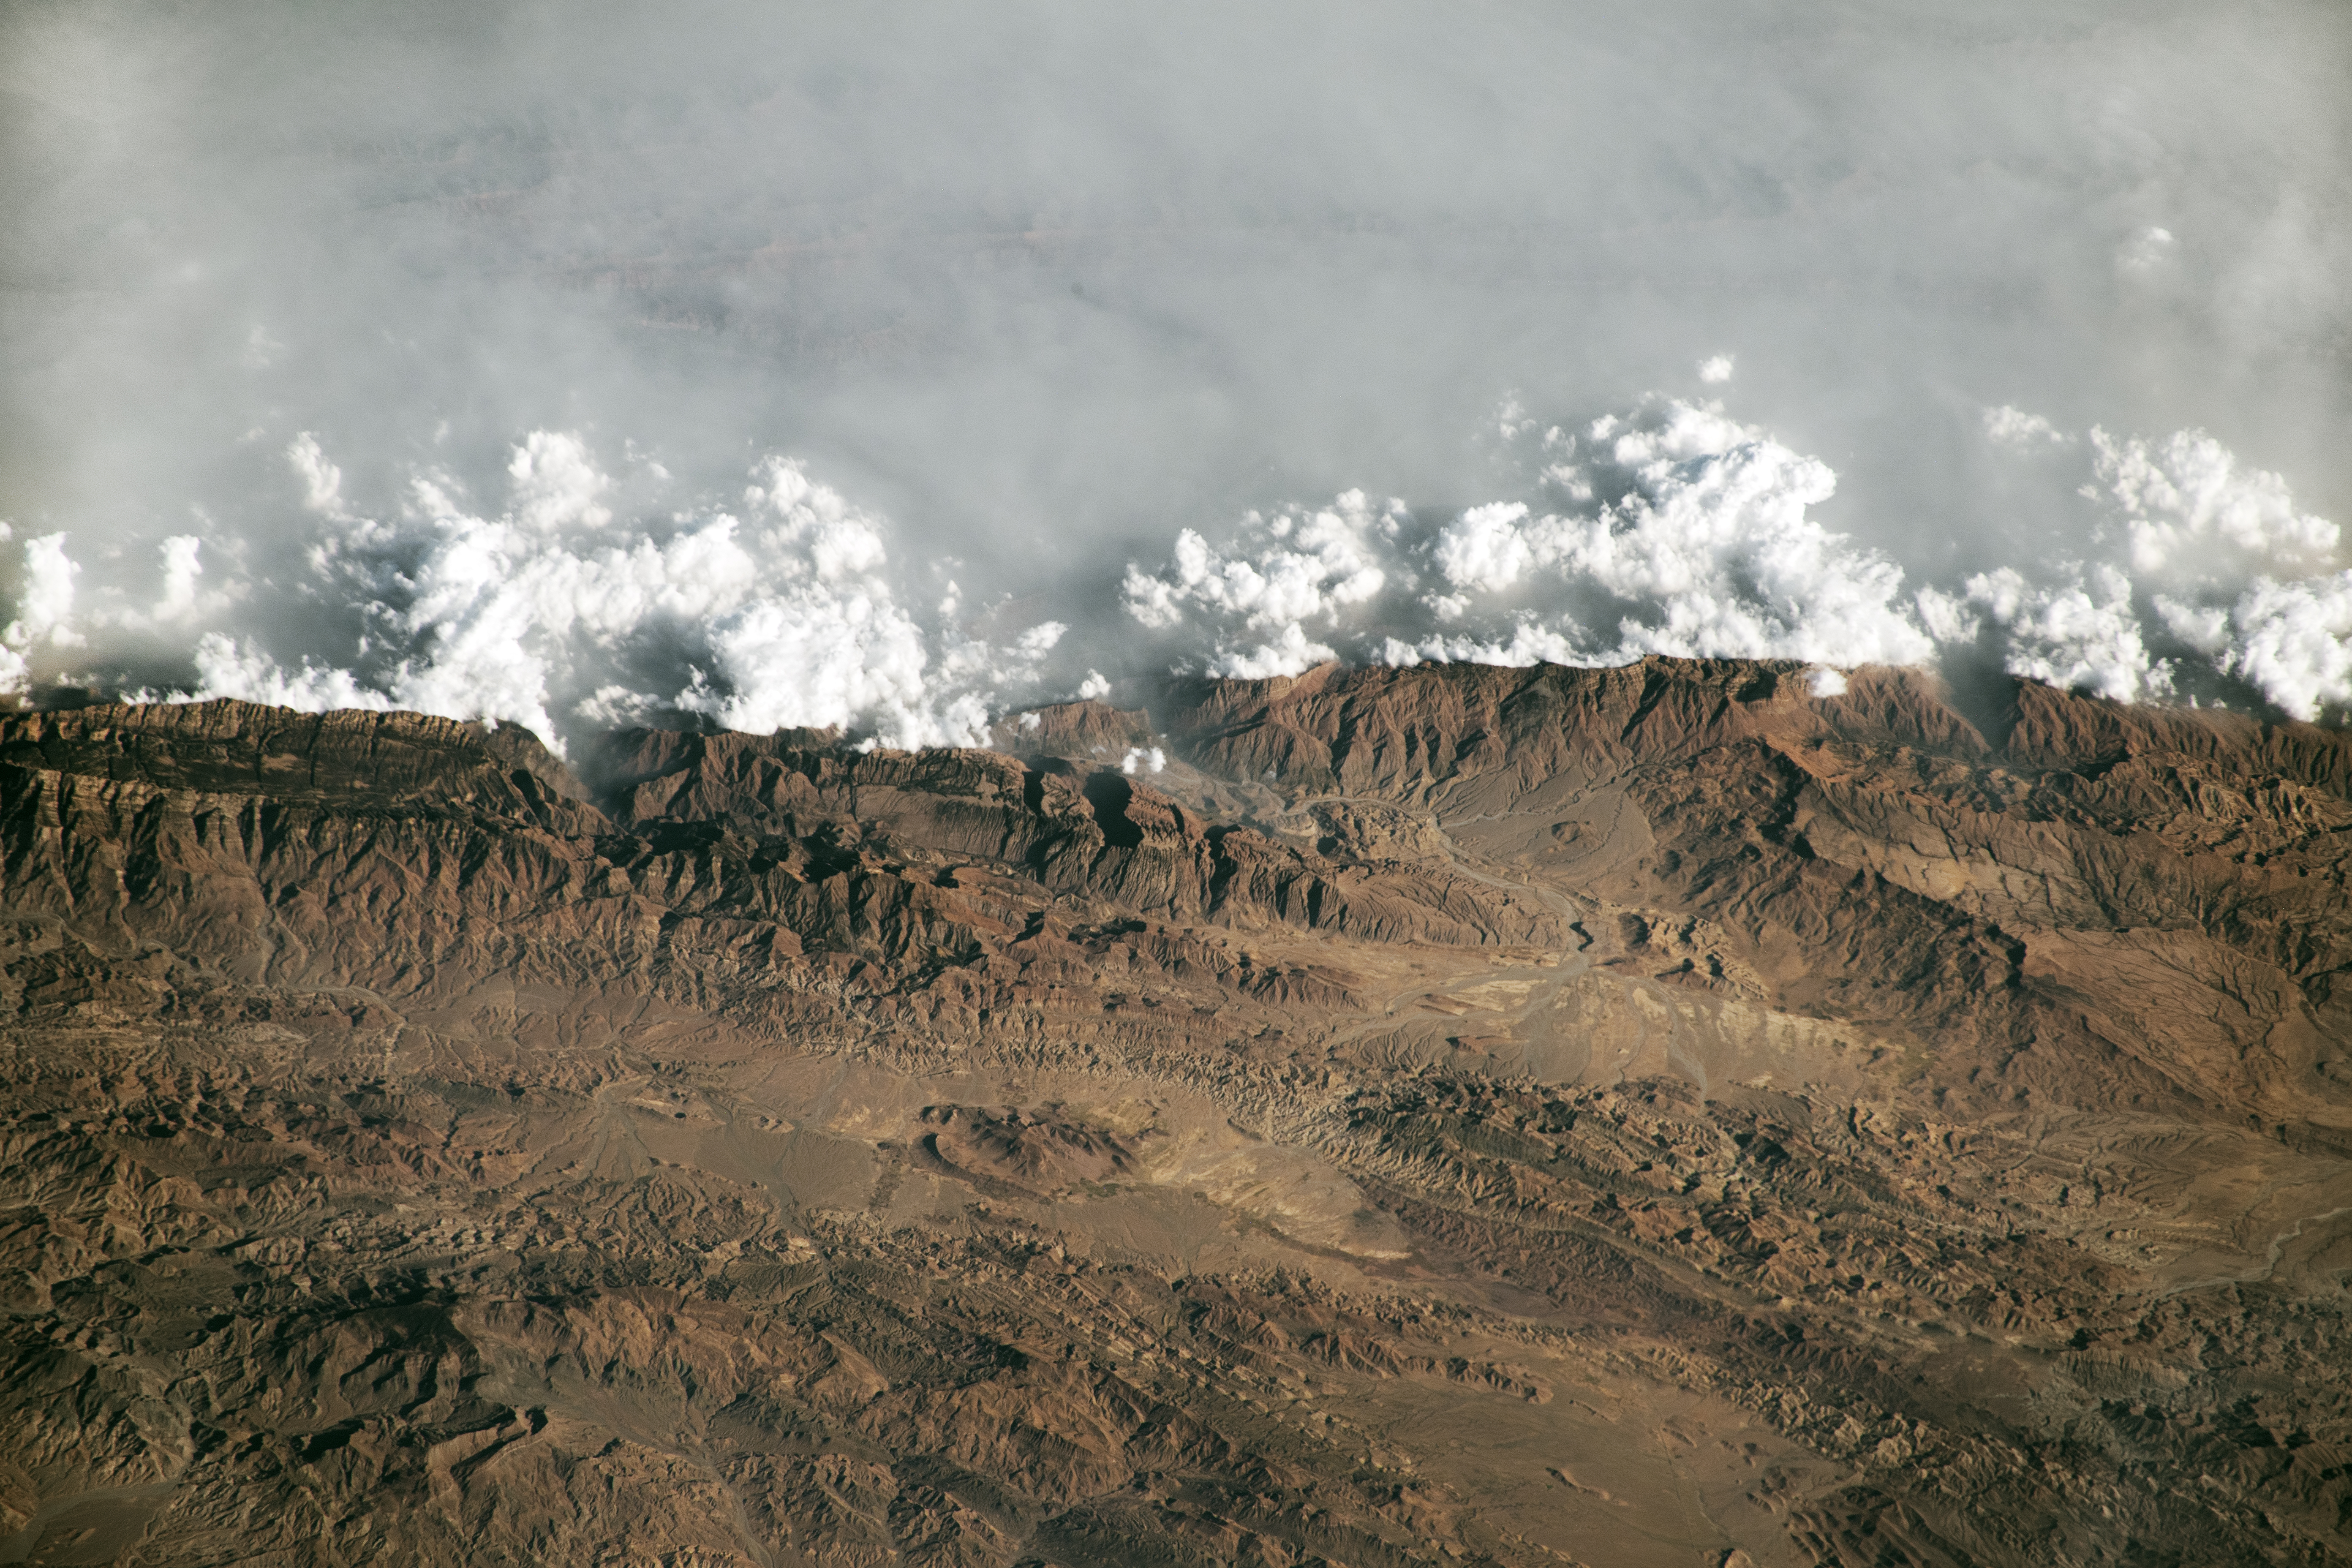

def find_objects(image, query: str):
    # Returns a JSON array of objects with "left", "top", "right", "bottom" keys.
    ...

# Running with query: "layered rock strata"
[{"left": 1, "top": 659, "right": 2347, "bottom": 1566}]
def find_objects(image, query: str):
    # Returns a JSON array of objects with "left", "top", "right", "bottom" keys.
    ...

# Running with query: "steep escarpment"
[
  {"left": 2, "top": 662, "right": 2349, "bottom": 1568},
  {"left": 1164, "top": 659, "right": 2352, "bottom": 1130},
  {"left": 0, "top": 700, "right": 1552, "bottom": 1034},
  {"left": 593, "top": 721, "right": 1563, "bottom": 950}
]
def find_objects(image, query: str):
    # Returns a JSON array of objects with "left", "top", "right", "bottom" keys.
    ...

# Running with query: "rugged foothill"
[{"left": 2, "top": 657, "right": 2349, "bottom": 1567}]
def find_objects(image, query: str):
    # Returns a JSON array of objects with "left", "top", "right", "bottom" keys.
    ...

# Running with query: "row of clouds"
[
  {"left": 1125, "top": 396, "right": 1936, "bottom": 681},
  {"left": 3, "top": 380, "right": 2344, "bottom": 746},
  {"left": 3, "top": 432, "right": 1081, "bottom": 753},
  {"left": 8, "top": 0, "right": 2347, "bottom": 754},
  {"left": 1965, "top": 417, "right": 2346, "bottom": 716},
  {"left": 1119, "top": 387, "right": 2352, "bottom": 721}
]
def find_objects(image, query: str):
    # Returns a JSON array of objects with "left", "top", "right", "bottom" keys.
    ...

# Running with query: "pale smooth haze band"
[{"left": 3, "top": 0, "right": 2349, "bottom": 748}]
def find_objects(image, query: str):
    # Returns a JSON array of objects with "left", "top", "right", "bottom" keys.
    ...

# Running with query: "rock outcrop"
[{"left": 2, "top": 660, "right": 2349, "bottom": 1567}]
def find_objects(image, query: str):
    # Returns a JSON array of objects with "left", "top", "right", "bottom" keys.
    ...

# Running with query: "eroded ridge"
[{"left": 3, "top": 660, "right": 2349, "bottom": 1566}]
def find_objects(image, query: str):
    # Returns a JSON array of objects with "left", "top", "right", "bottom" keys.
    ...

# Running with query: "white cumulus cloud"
[
  {"left": 1984, "top": 406, "right": 2072, "bottom": 448},
  {"left": 182, "top": 434, "right": 1070, "bottom": 751},
  {"left": 1121, "top": 489, "right": 1401, "bottom": 677},
  {"left": 2164, "top": 574, "right": 2352, "bottom": 721},
  {"left": 1974, "top": 416, "right": 2351, "bottom": 716},
  {"left": 2119, "top": 225, "right": 2178, "bottom": 272},
  {"left": 3, "top": 533, "right": 84, "bottom": 657},
  {"left": 1965, "top": 565, "right": 2169, "bottom": 704},
  {"left": 16, "top": 396, "right": 2346, "bottom": 741},
  {"left": 2090, "top": 426, "right": 2337, "bottom": 581},
  {"left": 1123, "top": 395, "right": 1939, "bottom": 683}
]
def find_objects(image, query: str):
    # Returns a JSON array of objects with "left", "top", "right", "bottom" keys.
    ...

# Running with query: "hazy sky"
[{"left": 4, "top": 0, "right": 2350, "bottom": 744}]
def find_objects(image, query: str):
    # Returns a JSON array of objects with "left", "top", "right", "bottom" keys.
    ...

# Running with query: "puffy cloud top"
[
  {"left": 171, "top": 436, "right": 1073, "bottom": 751},
  {"left": 1124, "top": 396, "right": 1938, "bottom": 680},
  {"left": 6, "top": 391, "right": 2351, "bottom": 732},
  {"left": 1963, "top": 416, "right": 2352, "bottom": 718},
  {"left": 2091, "top": 427, "right": 2337, "bottom": 581},
  {"left": 1122, "top": 490, "right": 1401, "bottom": 677}
]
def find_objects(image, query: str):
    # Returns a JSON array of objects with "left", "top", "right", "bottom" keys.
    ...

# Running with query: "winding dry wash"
[{"left": 4, "top": 660, "right": 2350, "bottom": 1565}]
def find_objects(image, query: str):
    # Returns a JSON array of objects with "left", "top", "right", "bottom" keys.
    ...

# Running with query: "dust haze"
[{"left": 5, "top": 0, "right": 2352, "bottom": 744}]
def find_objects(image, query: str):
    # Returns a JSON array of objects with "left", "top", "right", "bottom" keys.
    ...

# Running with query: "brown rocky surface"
[{"left": 2, "top": 659, "right": 2349, "bottom": 1565}]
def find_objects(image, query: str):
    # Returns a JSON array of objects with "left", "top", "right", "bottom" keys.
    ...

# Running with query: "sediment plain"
[{"left": 3, "top": 657, "right": 2349, "bottom": 1566}]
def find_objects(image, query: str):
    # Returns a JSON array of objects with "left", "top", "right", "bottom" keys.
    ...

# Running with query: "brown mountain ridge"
[{"left": 2, "top": 656, "right": 2348, "bottom": 1566}]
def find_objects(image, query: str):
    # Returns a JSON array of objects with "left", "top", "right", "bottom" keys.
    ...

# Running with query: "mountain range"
[{"left": 3, "top": 656, "right": 2348, "bottom": 1567}]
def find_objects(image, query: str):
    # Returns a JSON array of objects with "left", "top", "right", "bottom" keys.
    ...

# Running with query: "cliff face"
[
  {"left": 2, "top": 662, "right": 2349, "bottom": 1568},
  {"left": 1167, "top": 661, "right": 2352, "bottom": 1127}
]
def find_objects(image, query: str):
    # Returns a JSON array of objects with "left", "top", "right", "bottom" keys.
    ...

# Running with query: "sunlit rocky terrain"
[{"left": 4, "top": 658, "right": 2349, "bottom": 1566}]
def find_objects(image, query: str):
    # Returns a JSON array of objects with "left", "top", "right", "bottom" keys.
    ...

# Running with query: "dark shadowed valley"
[{"left": 4, "top": 658, "right": 2350, "bottom": 1566}]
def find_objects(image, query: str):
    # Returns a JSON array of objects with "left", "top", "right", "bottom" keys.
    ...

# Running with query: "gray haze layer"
[{"left": 4, "top": 0, "right": 2350, "bottom": 745}]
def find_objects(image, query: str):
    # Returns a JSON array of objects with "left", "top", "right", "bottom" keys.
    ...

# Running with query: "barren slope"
[{"left": 2, "top": 659, "right": 2348, "bottom": 1566}]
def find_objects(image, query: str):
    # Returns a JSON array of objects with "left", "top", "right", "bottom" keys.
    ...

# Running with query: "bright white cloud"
[
  {"left": 683, "top": 588, "right": 945, "bottom": 741},
  {"left": 193, "top": 633, "right": 395, "bottom": 712},
  {"left": 1984, "top": 406, "right": 2071, "bottom": 447},
  {"left": 2167, "top": 574, "right": 2352, "bottom": 721},
  {"left": 180, "top": 434, "right": 1069, "bottom": 751},
  {"left": 1381, "top": 621, "right": 1585, "bottom": 670},
  {"left": 1555, "top": 402, "right": 1935, "bottom": 667},
  {"left": 2220, "top": 576, "right": 2352, "bottom": 721},
  {"left": 1121, "top": 489, "right": 1401, "bottom": 677},
  {"left": 1431, "top": 502, "right": 1552, "bottom": 594},
  {"left": 1123, "top": 396, "right": 1938, "bottom": 682},
  {"left": 1966, "top": 565, "right": 2169, "bottom": 704},
  {"left": 287, "top": 433, "right": 348, "bottom": 518},
  {"left": 1913, "top": 585, "right": 1979, "bottom": 644},
  {"left": 1962, "top": 415, "right": 2352, "bottom": 715},
  {"left": 508, "top": 431, "right": 612, "bottom": 534},
  {"left": 157, "top": 536, "right": 204, "bottom": 619},
  {"left": 3, "top": 533, "right": 84, "bottom": 653},
  {"left": 12, "top": 396, "right": 2343, "bottom": 741},
  {"left": 1016, "top": 621, "right": 1067, "bottom": 656},
  {"left": 1117, "top": 404, "right": 2351, "bottom": 718},
  {"left": 2091, "top": 427, "right": 2336, "bottom": 580}
]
